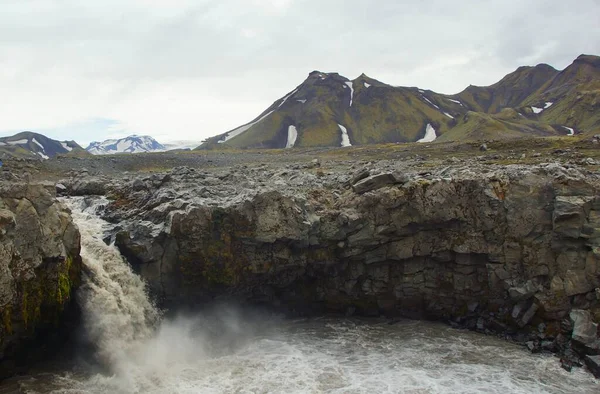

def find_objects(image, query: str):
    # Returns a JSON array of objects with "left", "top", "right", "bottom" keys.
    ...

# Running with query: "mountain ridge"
[
  {"left": 0, "top": 131, "right": 85, "bottom": 159},
  {"left": 86, "top": 135, "right": 166, "bottom": 155},
  {"left": 200, "top": 54, "right": 600, "bottom": 149}
]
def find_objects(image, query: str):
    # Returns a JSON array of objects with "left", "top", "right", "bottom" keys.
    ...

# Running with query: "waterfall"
[{"left": 62, "top": 197, "right": 161, "bottom": 390}]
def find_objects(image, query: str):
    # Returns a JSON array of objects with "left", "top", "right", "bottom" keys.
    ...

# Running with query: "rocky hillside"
[
  {"left": 86, "top": 135, "right": 165, "bottom": 155},
  {"left": 0, "top": 182, "right": 82, "bottom": 378},
  {"left": 201, "top": 54, "right": 600, "bottom": 149},
  {"left": 0, "top": 132, "right": 84, "bottom": 160}
]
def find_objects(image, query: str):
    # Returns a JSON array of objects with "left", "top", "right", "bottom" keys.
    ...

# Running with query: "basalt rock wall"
[
  {"left": 0, "top": 183, "right": 82, "bottom": 378},
  {"left": 101, "top": 165, "right": 600, "bottom": 336}
]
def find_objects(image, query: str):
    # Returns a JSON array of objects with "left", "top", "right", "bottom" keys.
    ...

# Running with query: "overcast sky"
[{"left": 0, "top": 0, "right": 598, "bottom": 146}]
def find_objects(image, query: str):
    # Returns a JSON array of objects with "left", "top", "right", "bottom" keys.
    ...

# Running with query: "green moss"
[
  {"left": 21, "top": 280, "right": 43, "bottom": 330},
  {"left": 2, "top": 306, "right": 12, "bottom": 336},
  {"left": 16, "top": 255, "right": 79, "bottom": 331},
  {"left": 57, "top": 271, "right": 71, "bottom": 304}
]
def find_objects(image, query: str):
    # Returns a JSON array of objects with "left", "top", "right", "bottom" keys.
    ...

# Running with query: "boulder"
[
  {"left": 352, "top": 172, "right": 407, "bottom": 194},
  {"left": 584, "top": 355, "right": 600, "bottom": 378},
  {"left": 570, "top": 309, "right": 600, "bottom": 352}
]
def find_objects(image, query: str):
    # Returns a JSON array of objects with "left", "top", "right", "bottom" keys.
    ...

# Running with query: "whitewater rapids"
[{"left": 3, "top": 197, "right": 598, "bottom": 393}]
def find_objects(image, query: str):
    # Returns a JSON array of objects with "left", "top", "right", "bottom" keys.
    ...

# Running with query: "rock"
[
  {"left": 519, "top": 304, "right": 539, "bottom": 327},
  {"left": 553, "top": 196, "right": 593, "bottom": 238},
  {"left": 563, "top": 270, "right": 594, "bottom": 297},
  {"left": 584, "top": 355, "right": 600, "bottom": 378},
  {"left": 55, "top": 183, "right": 67, "bottom": 195},
  {"left": 570, "top": 310, "right": 600, "bottom": 349},
  {"left": 352, "top": 172, "right": 406, "bottom": 194},
  {"left": 526, "top": 340, "right": 541, "bottom": 353},
  {"left": 132, "top": 178, "right": 146, "bottom": 191},
  {"left": 480, "top": 143, "right": 488, "bottom": 152},
  {"left": 508, "top": 280, "right": 538, "bottom": 301},
  {"left": 349, "top": 168, "right": 370, "bottom": 185},
  {"left": 71, "top": 178, "right": 107, "bottom": 195},
  {"left": 541, "top": 340, "right": 557, "bottom": 352},
  {"left": 0, "top": 183, "right": 82, "bottom": 379}
]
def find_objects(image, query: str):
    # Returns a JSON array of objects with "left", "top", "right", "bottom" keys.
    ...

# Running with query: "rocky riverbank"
[
  {"left": 0, "top": 182, "right": 82, "bottom": 379},
  {"left": 54, "top": 152, "right": 600, "bottom": 377}
]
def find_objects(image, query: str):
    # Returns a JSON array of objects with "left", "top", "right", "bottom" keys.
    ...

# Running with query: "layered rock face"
[
  {"left": 79, "top": 162, "right": 600, "bottom": 371},
  {"left": 0, "top": 183, "right": 82, "bottom": 378}
]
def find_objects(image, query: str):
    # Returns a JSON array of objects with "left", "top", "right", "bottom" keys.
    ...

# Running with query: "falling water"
[{"left": 3, "top": 197, "right": 598, "bottom": 393}]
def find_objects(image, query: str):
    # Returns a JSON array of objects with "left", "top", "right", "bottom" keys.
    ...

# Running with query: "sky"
[{"left": 0, "top": 0, "right": 598, "bottom": 147}]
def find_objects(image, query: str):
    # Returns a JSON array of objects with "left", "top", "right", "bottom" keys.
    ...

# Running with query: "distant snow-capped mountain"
[
  {"left": 0, "top": 131, "right": 83, "bottom": 159},
  {"left": 86, "top": 135, "right": 165, "bottom": 155},
  {"left": 163, "top": 140, "right": 204, "bottom": 151}
]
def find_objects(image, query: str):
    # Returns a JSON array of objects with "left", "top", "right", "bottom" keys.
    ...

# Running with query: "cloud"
[{"left": 0, "top": 0, "right": 598, "bottom": 144}]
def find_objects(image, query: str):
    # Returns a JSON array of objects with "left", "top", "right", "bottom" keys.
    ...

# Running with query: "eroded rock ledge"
[
  {"left": 64, "top": 161, "right": 600, "bottom": 375},
  {"left": 0, "top": 183, "right": 82, "bottom": 379}
]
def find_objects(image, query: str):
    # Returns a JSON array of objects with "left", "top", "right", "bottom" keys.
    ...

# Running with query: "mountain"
[
  {"left": 0, "top": 131, "right": 84, "bottom": 159},
  {"left": 200, "top": 54, "right": 600, "bottom": 149},
  {"left": 86, "top": 135, "right": 165, "bottom": 155},
  {"left": 163, "top": 140, "right": 205, "bottom": 151}
]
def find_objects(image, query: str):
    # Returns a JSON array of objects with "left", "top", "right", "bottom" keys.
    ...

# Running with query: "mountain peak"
[
  {"left": 0, "top": 131, "right": 84, "bottom": 159},
  {"left": 87, "top": 135, "right": 165, "bottom": 155},
  {"left": 573, "top": 54, "right": 600, "bottom": 68}
]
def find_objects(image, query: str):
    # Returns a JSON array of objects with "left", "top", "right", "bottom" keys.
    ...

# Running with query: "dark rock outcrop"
[
  {"left": 77, "top": 161, "right": 600, "bottom": 375},
  {"left": 0, "top": 182, "right": 82, "bottom": 378}
]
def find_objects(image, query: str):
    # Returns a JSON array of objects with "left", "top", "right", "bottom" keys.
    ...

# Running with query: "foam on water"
[{"left": 10, "top": 198, "right": 598, "bottom": 393}]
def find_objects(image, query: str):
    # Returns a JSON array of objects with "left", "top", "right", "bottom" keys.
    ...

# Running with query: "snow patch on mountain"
[
  {"left": 286, "top": 126, "right": 298, "bottom": 148},
  {"left": 278, "top": 89, "right": 298, "bottom": 108},
  {"left": 7, "top": 139, "right": 28, "bottom": 145},
  {"left": 87, "top": 135, "right": 165, "bottom": 155},
  {"left": 345, "top": 81, "right": 354, "bottom": 106},
  {"left": 417, "top": 124, "right": 437, "bottom": 143},
  {"left": 422, "top": 96, "right": 440, "bottom": 110},
  {"left": 338, "top": 124, "right": 352, "bottom": 147},
  {"left": 297, "top": 99, "right": 307, "bottom": 104},
  {"left": 60, "top": 142, "right": 73, "bottom": 152},
  {"left": 32, "top": 138, "right": 45, "bottom": 150},
  {"left": 364, "top": 82, "right": 371, "bottom": 88},
  {"left": 563, "top": 126, "right": 575, "bottom": 136},
  {"left": 220, "top": 111, "right": 275, "bottom": 143},
  {"left": 531, "top": 106, "right": 544, "bottom": 114}
]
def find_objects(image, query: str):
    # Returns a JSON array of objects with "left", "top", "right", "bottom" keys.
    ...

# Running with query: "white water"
[
  {"left": 6, "top": 198, "right": 599, "bottom": 393},
  {"left": 338, "top": 124, "right": 352, "bottom": 147},
  {"left": 286, "top": 125, "right": 298, "bottom": 148},
  {"left": 418, "top": 124, "right": 437, "bottom": 143},
  {"left": 63, "top": 197, "right": 161, "bottom": 391}
]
